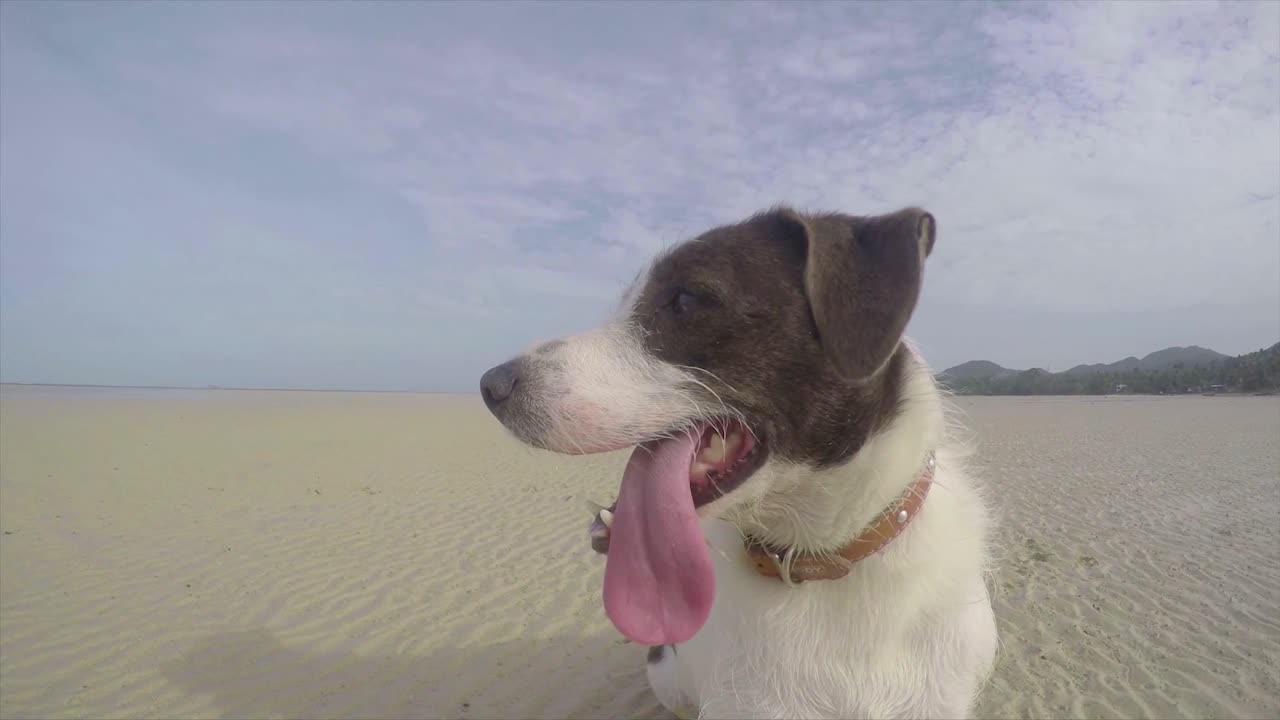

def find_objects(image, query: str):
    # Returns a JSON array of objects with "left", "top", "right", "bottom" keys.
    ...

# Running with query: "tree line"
[{"left": 942, "top": 343, "right": 1280, "bottom": 396}]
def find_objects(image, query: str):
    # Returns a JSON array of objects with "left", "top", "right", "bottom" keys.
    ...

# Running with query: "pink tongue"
[{"left": 602, "top": 436, "right": 715, "bottom": 645}]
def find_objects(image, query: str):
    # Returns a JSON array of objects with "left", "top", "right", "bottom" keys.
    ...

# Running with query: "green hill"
[{"left": 941, "top": 343, "right": 1279, "bottom": 396}]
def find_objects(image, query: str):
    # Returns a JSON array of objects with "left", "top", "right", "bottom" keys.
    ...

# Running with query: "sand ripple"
[
  {"left": 1, "top": 388, "right": 1277, "bottom": 719},
  {"left": 966, "top": 396, "right": 1280, "bottom": 720},
  {"left": 1, "top": 390, "right": 657, "bottom": 719}
]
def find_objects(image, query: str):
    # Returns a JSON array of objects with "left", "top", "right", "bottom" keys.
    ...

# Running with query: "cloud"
[{"left": 1, "top": 0, "right": 1277, "bottom": 389}]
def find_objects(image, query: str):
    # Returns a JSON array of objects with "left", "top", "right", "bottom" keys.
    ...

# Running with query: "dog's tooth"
[
  {"left": 599, "top": 508, "right": 614, "bottom": 528},
  {"left": 700, "top": 434, "right": 728, "bottom": 463},
  {"left": 725, "top": 431, "right": 742, "bottom": 453}
]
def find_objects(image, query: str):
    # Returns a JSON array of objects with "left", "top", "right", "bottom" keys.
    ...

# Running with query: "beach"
[{"left": 1, "top": 386, "right": 1277, "bottom": 719}]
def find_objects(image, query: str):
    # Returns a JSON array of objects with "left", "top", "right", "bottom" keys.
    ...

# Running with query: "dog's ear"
[{"left": 779, "top": 207, "right": 936, "bottom": 380}]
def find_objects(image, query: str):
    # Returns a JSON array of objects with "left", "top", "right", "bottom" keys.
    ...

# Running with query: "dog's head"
[
  {"left": 480, "top": 205, "right": 936, "bottom": 495},
  {"left": 479, "top": 206, "right": 936, "bottom": 645}
]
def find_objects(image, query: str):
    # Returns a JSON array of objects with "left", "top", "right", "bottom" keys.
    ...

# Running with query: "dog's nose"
[{"left": 480, "top": 359, "right": 522, "bottom": 411}]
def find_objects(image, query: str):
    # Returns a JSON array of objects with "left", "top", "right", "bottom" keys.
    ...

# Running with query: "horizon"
[
  {"left": 2, "top": 2, "right": 1278, "bottom": 393},
  {"left": 4, "top": 339, "right": 1275, "bottom": 395},
  {"left": 0, "top": 381, "right": 463, "bottom": 394}
]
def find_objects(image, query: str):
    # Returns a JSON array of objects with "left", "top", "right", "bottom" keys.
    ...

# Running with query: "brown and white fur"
[{"left": 479, "top": 206, "right": 998, "bottom": 719}]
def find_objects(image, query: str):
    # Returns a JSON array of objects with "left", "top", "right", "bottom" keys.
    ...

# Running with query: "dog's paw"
[{"left": 588, "top": 502, "right": 616, "bottom": 555}]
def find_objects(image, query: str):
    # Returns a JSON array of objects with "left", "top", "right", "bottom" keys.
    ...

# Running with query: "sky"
[{"left": 1, "top": 1, "right": 1277, "bottom": 392}]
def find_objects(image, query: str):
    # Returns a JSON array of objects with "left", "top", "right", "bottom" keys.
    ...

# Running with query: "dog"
[{"left": 479, "top": 206, "right": 997, "bottom": 719}]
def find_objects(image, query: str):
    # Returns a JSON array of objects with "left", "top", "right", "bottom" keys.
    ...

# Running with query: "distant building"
[{"left": 1114, "top": 383, "right": 1128, "bottom": 393}]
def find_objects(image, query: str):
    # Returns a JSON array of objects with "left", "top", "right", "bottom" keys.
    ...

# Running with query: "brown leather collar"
[{"left": 745, "top": 453, "right": 936, "bottom": 585}]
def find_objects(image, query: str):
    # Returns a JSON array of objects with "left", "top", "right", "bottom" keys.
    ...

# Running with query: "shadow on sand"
[{"left": 162, "top": 627, "right": 673, "bottom": 720}]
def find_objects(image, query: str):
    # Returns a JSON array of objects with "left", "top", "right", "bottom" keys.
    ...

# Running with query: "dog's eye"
[{"left": 669, "top": 290, "right": 699, "bottom": 315}]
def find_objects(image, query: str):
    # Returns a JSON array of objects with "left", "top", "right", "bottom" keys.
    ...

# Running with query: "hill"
[
  {"left": 937, "top": 360, "right": 1019, "bottom": 380},
  {"left": 1062, "top": 345, "right": 1229, "bottom": 376},
  {"left": 941, "top": 343, "right": 1279, "bottom": 396}
]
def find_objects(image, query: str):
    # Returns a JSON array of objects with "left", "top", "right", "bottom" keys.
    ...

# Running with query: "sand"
[{"left": 0, "top": 386, "right": 1277, "bottom": 719}]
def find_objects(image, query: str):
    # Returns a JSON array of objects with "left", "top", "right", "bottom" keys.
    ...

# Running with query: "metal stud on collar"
[
  {"left": 766, "top": 547, "right": 801, "bottom": 588},
  {"left": 895, "top": 453, "right": 933, "bottom": 526}
]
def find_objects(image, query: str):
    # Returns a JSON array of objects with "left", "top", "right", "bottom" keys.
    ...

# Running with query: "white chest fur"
[{"left": 646, "top": 457, "right": 998, "bottom": 720}]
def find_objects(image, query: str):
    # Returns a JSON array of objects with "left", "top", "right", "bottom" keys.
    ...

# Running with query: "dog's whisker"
[{"left": 677, "top": 363, "right": 741, "bottom": 395}]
